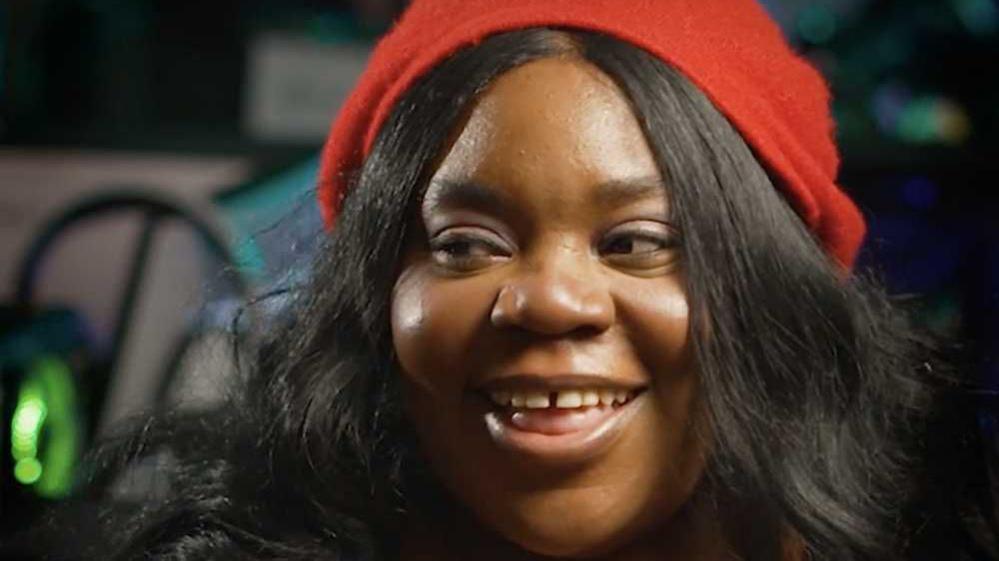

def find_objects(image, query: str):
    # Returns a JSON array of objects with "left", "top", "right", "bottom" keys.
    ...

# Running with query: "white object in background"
[{"left": 244, "top": 32, "right": 371, "bottom": 142}]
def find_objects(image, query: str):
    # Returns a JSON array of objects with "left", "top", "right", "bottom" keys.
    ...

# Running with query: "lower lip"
[{"left": 478, "top": 394, "right": 645, "bottom": 464}]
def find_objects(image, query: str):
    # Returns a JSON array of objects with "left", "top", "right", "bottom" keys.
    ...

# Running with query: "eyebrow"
[
  {"left": 592, "top": 176, "right": 668, "bottom": 207},
  {"left": 423, "top": 178, "right": 514, "bottom": 214},
  {"left": 423, "top": 175, "right": 667, "bottom": 214}
]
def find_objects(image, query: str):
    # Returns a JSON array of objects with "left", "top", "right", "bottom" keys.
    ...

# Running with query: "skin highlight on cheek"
[{"left": 656, "top": 289, "right": 690, "bottom": 320}]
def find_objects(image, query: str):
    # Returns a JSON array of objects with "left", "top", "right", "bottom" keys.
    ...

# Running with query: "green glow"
[
  {"left": 9, "top": 356, "right": 80, "bottom": 498},
  {"left": 11, "top": 382, "right": 46, "bottom": 461},
  {"left": 897, "top": 97, "right": 971, "bottom": 145},
  {"left": 14, "top": 458, "right": 43, "bottom": 484},
  {"left": 797, "top": 5, "right": 837, "bottom": 44},
  {"left": 11, "top": 433, "right": 35, "bottom": 458},
  {"left": 35, "top": 357, "right": 79, "bottom": 498},
  {"left": 897, "top": 99, "right": 937, "bottom": 144},
  {"left": 13, "top": 400, "right": 45, "bottom": 434}
]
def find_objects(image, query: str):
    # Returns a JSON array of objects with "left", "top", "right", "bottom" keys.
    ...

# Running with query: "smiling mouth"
[{"left": 475, "top": 385, "right": 648, "bottom": 464}]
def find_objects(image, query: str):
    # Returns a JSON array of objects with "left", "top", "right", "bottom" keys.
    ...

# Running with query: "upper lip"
[{"left": 474, "top": 373, "right": 648, "bottom": 393}]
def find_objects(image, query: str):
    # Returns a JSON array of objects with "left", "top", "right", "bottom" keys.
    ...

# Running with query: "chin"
[
  {"left": 515, "top": 534, "right": 621, "bottom": 559},
  {"left": 482, "top": 492, "right": 654, "bottom": 559}
]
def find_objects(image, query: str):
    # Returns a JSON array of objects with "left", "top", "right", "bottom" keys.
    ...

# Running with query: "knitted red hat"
[{"left": 317, "top": 0, "right": 866, "bottom": 269}]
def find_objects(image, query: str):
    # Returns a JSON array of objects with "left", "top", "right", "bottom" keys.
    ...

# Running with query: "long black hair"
[{"left": 58, "top": 28, "right": 996, "bottom": 561}]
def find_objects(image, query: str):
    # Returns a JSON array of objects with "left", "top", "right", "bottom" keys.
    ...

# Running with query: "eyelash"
[
  {"left": 429, "top": 231, "right": 509, "bottom": 270},
  {"left": 598, "top": 230, "right": 679, "bottom": 256},
  {"left": 429, "top": 227, "right": 679, "bottom": 269}
]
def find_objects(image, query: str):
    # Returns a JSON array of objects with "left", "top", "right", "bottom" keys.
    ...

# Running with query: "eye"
[
  {"left": 429, "top": 228, "right": 512, "bottom": 271},
  {"left": 599, "top": 222, "right": 680, "bottom": 268},
  {"left": 602, "top": 234, "right": 668, "bottom": 255}
]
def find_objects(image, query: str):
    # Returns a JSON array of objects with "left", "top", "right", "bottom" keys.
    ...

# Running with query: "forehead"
[{"left": 426, "top": 57, "right": 664, "bottom": 213}]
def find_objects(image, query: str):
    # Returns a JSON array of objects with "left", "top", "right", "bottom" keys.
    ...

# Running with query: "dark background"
[{"left": 0, "top": 0, "right": 996, "bottom": 556}]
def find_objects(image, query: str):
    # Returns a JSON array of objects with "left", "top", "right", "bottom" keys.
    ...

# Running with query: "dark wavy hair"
[{"left": 50, "top": 28, "right": 996, "bottom": 561}]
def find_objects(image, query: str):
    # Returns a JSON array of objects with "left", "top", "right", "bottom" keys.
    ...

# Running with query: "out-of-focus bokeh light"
[
  {"left": 871, "top": 83, "right": 972, "bottom": 145},
  {"left": 11, "top": 384, "right": 47, "bottom": 485},
  {"left": 798, "top": 5, "right": 839, "bottom": 44},
  {"left": 8, "top": 358, "right": 79, "bottom": 497},
  {"left": 952, "top": 0, "right": 999, "bottom": 36},
  {"left": 896, "top": 96, "right": 972, "bottom": 145},
  {"left": 14, "top": 458, "right": 44, "bottom": 485}
]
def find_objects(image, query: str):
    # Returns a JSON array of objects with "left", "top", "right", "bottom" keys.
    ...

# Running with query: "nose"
[{"left": 489, "top": 251, "right": 615, "bottom": 336}]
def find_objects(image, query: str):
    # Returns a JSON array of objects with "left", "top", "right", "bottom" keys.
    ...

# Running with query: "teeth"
[
  {"left": 555, "top": 390, "right": 583, "bottom": 408},
  {"left": 489, "top": 391, "right": 511, "bottom": 407},
  {"left": 525, "top": 392, "right": 550, "bottom": 409},
  {"left": 493, "top": 388, "right": 638, "bottom": 409}
]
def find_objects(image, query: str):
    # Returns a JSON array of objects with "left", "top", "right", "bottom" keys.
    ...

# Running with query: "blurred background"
[{"left": 0, "top": 0, "right": 996, "bottom": 557}]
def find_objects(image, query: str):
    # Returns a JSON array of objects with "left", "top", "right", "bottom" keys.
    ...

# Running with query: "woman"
[{"left": 92, "top": 1, "right": 995, "bottom": 560}]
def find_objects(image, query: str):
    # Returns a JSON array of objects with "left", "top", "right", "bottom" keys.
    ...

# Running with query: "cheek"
[
  {"left": 615, "top": 276, "right": 704, "bottom": 471},
  {"left": 390, "top": 265, "right": 494, "bottom": 399},
  {"left": 615, "top": 276, "right": 692, "bottom": 374},
  {"left": 390, "top": 265, "right": 504, "bottom": 501}
]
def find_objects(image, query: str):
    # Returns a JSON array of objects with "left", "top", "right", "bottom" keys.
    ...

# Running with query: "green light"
[
  {"left": 9, "top": 356, "right": 80, "bottom": 498},
  {"left": 14, "top": 458, "right": 43, "bottom": 485},
  {"left": 13, "top": 399, "right": 46, "bottom": 438},
  {"left": 896, "top": 96, "right": 971, "bottom": 145},
  {"left": 35, "top": 357, "right": 79, "bottom": 498},
  {"left": 897, "top": 98, "right": 940, "bottom": 144},
  {"left": 797, "top": 5, "right": 837, "bottom": 44},
  {"left": 11, "top": 383, "right": 46, "bottom": 461}
]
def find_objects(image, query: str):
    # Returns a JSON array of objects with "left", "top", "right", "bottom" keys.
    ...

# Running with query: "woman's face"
[{"left": 391, "top": 57, "right": 708, "bottom": 557}]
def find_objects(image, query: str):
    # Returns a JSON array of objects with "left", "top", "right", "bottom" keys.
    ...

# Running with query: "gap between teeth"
[{"left": 489, "top": 389, "right": 634, "bottom": 409}]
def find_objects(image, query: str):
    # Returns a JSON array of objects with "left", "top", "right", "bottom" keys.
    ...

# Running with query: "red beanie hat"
[{"left": 317, "top": 0, "right": 867, "bottom": 270}]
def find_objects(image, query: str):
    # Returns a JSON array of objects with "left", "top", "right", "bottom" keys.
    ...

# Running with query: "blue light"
[{"left": 871, "top": 83, "right": 911, "bottom": 133}]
